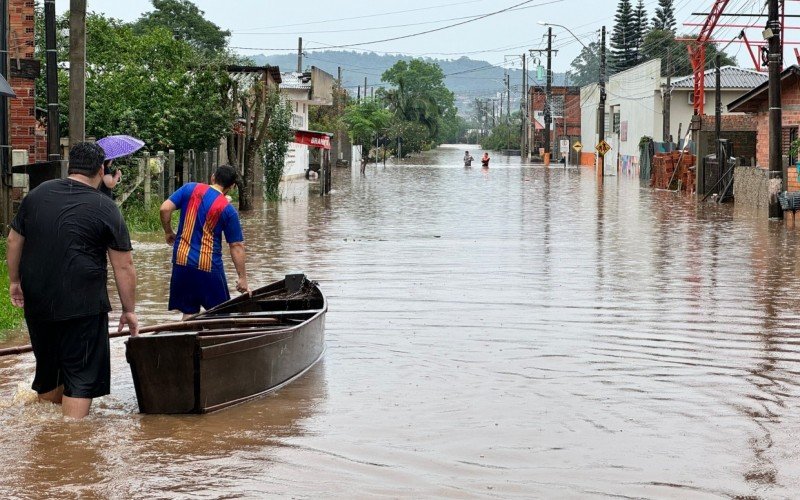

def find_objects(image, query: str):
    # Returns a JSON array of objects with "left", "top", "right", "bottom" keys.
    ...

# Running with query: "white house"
[
  {"left": 580, "top": 60, "right": 767, "bottom": 177},
  {"left": 280, "top": 67, "right": 334, "bottom": 179}
]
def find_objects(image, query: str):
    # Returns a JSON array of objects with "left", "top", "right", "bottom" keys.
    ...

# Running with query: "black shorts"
[{"left": 26, "top": 313, "right": 111, "bottom": 399}]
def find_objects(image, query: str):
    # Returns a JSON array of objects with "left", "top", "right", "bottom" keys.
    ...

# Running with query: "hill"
[{"left": 251, "top": 51, "right": 564, "bottom": 116}]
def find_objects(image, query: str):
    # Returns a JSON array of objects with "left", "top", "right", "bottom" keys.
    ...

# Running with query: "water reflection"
[{"left": 2, "top": 146, "right": 800, "bottom": 496}]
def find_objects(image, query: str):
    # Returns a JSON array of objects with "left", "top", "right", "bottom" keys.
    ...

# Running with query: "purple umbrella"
[{"left": 97, "top": 135, "right": 145, "bottom": 160}]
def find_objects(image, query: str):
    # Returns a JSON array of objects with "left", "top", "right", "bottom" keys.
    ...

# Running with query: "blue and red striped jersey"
[{"left": 168, "top": 182, "right": 243, "bottom": 273}]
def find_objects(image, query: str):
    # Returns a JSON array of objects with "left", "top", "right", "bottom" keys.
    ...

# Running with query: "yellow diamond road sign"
[
  {"left": 573, "top": 141, "right": 582, "bottom": 153},
  {"left": 595, "top": 140, "right": 611, "bottom": 157}
]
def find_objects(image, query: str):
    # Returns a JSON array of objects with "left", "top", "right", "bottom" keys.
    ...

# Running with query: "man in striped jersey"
[{"left": 159, "top": 165, "right": 249, "bottom": 319}]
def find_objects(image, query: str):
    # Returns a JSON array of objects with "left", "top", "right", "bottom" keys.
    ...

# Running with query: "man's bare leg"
[
  {"left": 62, "top": 396, "right": 91, "bottom": 419},
  {"left": 38, "top": 386, "right": 63, "bottom": 405}
]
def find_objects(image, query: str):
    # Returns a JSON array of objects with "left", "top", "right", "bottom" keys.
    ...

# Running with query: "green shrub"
[{"left": 0, "top": 239, "right": 24, "bottom": 334}]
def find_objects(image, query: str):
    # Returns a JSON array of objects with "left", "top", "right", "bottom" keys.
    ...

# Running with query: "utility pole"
[
  {"left": 715, "top": 53, "right": 722, "bottom": 167},
  {"left": 506, "top": 73, "right": 511, "bottom": 123},
  {"left": 492, "top": 100, "right": 496, "bottom": 127},
  {"left": 357, "top": 85, "right": 360, "bottom": 102},
  {"left": 598, "top": 25, "right": 606, "bottom": 185},
  {"left": 663, "top": 52, "right": 672, "bottom": 143},
  {"left": 364, "top": 77, "right": 367, "bottom": 99},
  {"left": 337, "top": 66, "right": 343, "bottom": 161},
  {"left": 297, "top": 37, "right": 303, "bottom": 72},
  {"left": 69, "top": 0, "right": 87, "bottom": 148},
  {"left": 0, "top": 0, "right": 9, "bottom": 229},
  {"left": 521, "top": 53, "right": 527, "bottom": 157},
  {"left": 544, "top": 26, "right": 553, "bottom": 159},
  {"left": 44, "top": 0, "right": 60, "bottom": 163},
  {"left": 767, "top": 0, "right": 783, "bottom": 218}
]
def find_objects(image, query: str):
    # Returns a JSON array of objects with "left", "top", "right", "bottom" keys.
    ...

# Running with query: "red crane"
[{"left": 687, "top": 0, "right": 731, "bottom": 115}]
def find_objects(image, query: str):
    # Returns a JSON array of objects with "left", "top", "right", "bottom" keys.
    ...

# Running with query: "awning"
[{"left": 293, "top": 129, "right": 333, "bottom": 150}]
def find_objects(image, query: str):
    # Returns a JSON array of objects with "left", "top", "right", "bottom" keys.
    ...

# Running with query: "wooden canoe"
[{"left": 125, "top": 274, "right": 326, "bottom": 414}]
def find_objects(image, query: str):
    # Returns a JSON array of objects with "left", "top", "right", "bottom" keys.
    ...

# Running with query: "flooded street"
[{"left": 4, "top": 145, "right": 800, "bottom": 497}]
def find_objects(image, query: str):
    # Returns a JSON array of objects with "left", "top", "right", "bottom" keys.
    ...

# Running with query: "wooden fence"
[{"left": 117, "top": 148, "right": 219, "bottom": 207}]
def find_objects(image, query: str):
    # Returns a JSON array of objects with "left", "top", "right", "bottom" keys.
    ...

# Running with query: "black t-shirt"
[{"left": 11, "top": 178, "right": 133, "bottom": 321}]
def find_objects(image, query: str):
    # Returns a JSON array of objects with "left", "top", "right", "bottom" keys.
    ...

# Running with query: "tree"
[
  {"left": 569, "top": 41, "right": 601, "bottom": 86},
  {"left": 378, "top": 59, "right": 456, "bottom": 152},
  {"left": 262, "top": 93, "right": 292, "bottom": 201},
  {"left": 610, "top": 0, "right": 639, "bottom": 73},
  {"left": 633, "top": 0, "right": 649, "bottom": 63},
  {"left": 652, "top": 0, "right": 677, "bottom": 33},
  {"left": 342, "top": 98, "right": 391, "bottom": 160},
  {"left": 133, "top": 0, "right": 230, "bottom": 54}
]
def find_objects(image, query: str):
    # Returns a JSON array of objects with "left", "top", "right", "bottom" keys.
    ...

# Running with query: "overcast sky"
[{"left": 63, "top": 0, "right": 778, "bottom": 72}]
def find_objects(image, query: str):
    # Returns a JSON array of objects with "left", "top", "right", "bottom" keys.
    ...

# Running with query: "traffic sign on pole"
[{"left": 595, "top": 140, "right": 611, "bottom": 157}]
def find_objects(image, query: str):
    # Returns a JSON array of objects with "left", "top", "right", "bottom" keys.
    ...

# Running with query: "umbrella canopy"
[
  {"left": 0, "top": 74, "right": 15, "bottom": 98},
  {"left": 97, "top": 135, "right": 145, "bottom": 160}
]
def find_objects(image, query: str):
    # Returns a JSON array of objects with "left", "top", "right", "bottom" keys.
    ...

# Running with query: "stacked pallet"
[{"left": 650, "top": 151, "right": 696, "bottom": 193}]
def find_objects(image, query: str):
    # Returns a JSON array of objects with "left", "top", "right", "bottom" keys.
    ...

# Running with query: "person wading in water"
[
  {"left": 160, "top": 165, "right": 250, "bottom": 320},
  {"left": 481, "top": 152, "right": 490, "bottom": 167},
  {"left": 6, "top": 142, "right": 138, "bottom": 419}
]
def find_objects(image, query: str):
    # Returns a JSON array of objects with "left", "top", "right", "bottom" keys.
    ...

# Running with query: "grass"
[
  {"left": 121, "top": 200, "right": 166, "bottom": 233},
  {"left": 0, "top": 239, "right": 24, "bottom": 333}
]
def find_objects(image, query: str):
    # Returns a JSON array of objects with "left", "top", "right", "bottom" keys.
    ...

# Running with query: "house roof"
[
  {"left": 279, "top": 71, "right": 312, "bottom": 90},
  {"left": 225, "top": 64, "right": 282, "bottom": 84},
  {"left": 727, "top": 65, "right": 800, "bottom": 113},
  {"left": 670, "top": 66, "right": 767, "bottom": 90}
]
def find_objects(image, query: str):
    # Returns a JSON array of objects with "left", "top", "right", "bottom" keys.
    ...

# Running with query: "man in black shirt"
[{"left": 6, "top": 142, "right": 138, "bottom": 419}]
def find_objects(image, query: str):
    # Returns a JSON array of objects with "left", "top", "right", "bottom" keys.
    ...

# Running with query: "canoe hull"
[{"left": 126, "top": 275, "right": 326, "bottom": 414}]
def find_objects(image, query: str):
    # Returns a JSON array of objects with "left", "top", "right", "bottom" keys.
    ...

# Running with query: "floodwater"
[{"left": 2, "top": 145, "right": 800, "bottom": 498}]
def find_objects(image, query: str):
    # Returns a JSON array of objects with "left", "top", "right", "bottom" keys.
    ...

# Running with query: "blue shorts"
[{"left": 168, "top": 264, "right": 230, "bottom": 314}]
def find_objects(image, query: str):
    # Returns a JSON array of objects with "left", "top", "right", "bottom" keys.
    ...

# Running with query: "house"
[
  {"left": 581, "top": 59, "right": 663, "bottom": 175},
  {"left": 580, "top": 59, "right": 766, "bottom": 177},
  {"left": 280, "top": 67, "right": 334, "bottom": 179},
  {"left": 667, "top": 66, "right": 767, "bottom": 144},
  {"left": 528, "top": 73, "right": 581, "bottom": 160},
  {"left": 9, "top": 0, "right": 45, "bottom": 163},
  {"left": 728, "top": 64, "right": 800, "bottom": 192}
]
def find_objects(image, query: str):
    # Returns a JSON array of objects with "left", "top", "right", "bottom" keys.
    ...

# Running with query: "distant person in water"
[
  {"left": 481, "top": 152, "right": 490, "bottom": 167},
  {"left": 464, "top": 151, "right": 473, "bottom": 167}
]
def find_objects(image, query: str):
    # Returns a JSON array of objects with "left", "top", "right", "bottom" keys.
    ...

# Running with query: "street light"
[{"left": 538, "top": 21, "right": 589, "bottom": 50}]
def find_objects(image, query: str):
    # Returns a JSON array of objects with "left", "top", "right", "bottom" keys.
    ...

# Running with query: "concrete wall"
[
  {"left": 580, "top": 83, "right": 600, "bottom": 156},
  {"left": 734, "top": 165, "right": 770, "bottom": 215},
  {"left": 606, "top": 59, "right": 662, "bottom": 176},
  {"left": 667, "top": 89, "right": 752, "bottom": 143},
  {"left": 283, "top": 88, "right": 311, "bottom": 178}
]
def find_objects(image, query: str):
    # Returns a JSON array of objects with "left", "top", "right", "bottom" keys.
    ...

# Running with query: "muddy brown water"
[{"left": 2, "top": 145, "right": 800, "bottom": 497}]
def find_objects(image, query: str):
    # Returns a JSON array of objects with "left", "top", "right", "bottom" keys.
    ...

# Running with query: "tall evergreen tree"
[
  {"left": 609, "top": 0, "right": 638, "bottom": 72},
  {"left": 652, "top": 0, "right": 676, "bottom": 33},
  {"left": 633, "top": 0, "right": 649, "bottom": 63},
  {"left": 569, "top": 41, "right": 600, "bottom": 86}
]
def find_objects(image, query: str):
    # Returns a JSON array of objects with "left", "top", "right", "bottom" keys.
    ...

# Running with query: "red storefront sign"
[{"left": 293, "top": 130, "right": 332, "bottom": 150}]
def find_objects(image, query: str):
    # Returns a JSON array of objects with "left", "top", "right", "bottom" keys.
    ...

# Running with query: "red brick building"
[
  {"left": 9, "top": 0, "right": 45, "bottom": 163},
  {"left": 528, "top": 78, "right": 581, "bottom": 158},
  {"left": 728, "top": 65, "right": 800, "bottom": 191}
]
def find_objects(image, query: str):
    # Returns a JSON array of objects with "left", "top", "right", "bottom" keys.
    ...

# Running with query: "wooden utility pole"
[
  {"left": 68, "top": 0, "right": 87, "bottom": 148},
  {"left": 44, "top": 0, "right": 60, "bottom": 162},
  {"left": 663, "top": 53, "right": 671, "bottom": 143},
  {"left": 506, "top": 73, "right": 510, "bottom": 123},
  {"left": 297, "top": 37, "right": 303, "bottom": 72},
  {"left": 521, "top": 53, "right": 527, "bottom": 157},
  {"left": 715, "top": 53, "right": 722, "bottom": 165},
  {"left": 544, "top": 26, "right": 553, "bottom": 158},
  {"left": 767, "top": 0, "right": 783, "bottom": 218},
  {"left": 598, "top": 26, "right": 606, "bottom": 184},
  {"left": 337, "top": 66, "right": 342, "bottom": 161},
  {"left": 364, "top": 77, "right": 367, "bottom": 99}
]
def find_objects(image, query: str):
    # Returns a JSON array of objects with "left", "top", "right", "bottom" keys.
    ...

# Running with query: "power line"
[{"left": 231, "top": 0, "right": 562, "bottom": 52}]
